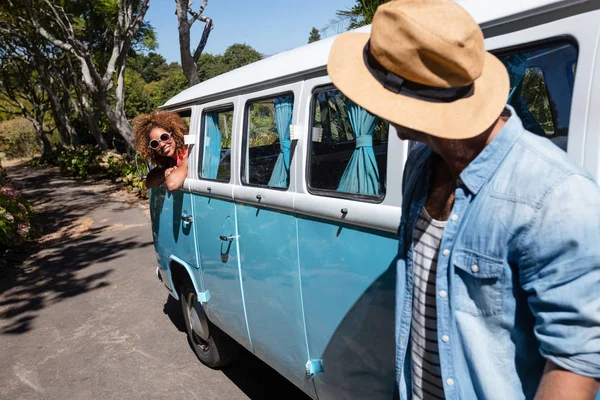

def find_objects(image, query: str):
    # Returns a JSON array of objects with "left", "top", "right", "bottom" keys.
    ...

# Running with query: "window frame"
[
  {"left": 198, "top": 103, "right": 235, "bottom": 184},
  {"left": 492, "top": 35, "right": 579, "bottom": 145},
  {"left": 240, "top": 91, "right": 295, "bottom": 191},
  {"left": 306, "top": 84, "right": 389, "bottom": 204}
]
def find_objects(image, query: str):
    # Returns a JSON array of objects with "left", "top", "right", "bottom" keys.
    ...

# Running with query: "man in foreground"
[{"left": 328, "top": 0, "right": 600, "bottom": 398}]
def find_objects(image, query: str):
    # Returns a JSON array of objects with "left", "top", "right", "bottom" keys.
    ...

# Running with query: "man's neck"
[{"left": 426, "top": 115, "right": 508, "bottom": 179}]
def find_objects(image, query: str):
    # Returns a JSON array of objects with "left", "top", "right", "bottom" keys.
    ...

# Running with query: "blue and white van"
[{"left": 150, "top": 1, "right": 600, "bottom": 398}]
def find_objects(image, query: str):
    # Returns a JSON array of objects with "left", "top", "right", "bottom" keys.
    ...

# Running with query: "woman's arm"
[{"left": 164, "top": 154, "right": 188, "bottom": 191}]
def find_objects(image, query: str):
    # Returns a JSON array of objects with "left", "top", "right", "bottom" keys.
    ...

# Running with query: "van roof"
[{"left": 163, "top": 0, "right": 592, "bottom": 109}]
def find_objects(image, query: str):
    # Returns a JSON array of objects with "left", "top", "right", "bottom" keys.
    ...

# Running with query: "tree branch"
[
  {"left": 192, "top": 16, "right": 213, "bottom": 62},
  {"left": 188, "top": 0, "right": 208, "bottom": 26}
]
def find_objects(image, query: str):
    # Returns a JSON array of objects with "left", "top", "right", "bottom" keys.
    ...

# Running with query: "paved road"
[{"left": 0, "top": 164, "right": 310, "bottom": 400}]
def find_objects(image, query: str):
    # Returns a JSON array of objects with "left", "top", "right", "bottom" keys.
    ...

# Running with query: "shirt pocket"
[{"left": 452, "top": 249, "right": 504, "bottom": 316}]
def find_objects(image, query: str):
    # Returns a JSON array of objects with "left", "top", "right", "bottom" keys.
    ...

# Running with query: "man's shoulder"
[
  {"left": 491, "top": 130, "right": 596, "bottom": 207},
  {"left": 403, "top": 143, "right": 431, "bottom": 186}
]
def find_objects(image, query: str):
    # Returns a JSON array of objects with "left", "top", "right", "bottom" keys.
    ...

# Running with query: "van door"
[
  {"left": 151, "top": 108, "right": 199, "bottom": 293},
  {"left": 234, "top": 86, "right": 316, "bottom": 396},
  {"left": 294, "top": 81, "right": 401, "bottom": 400},
  {"left": 189, "top": 103, "right": 252, "bottom": 351}
]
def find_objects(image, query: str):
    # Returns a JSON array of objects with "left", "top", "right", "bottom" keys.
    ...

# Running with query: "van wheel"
[{"left": 179, "top": 283, "right": 238, "bottom": 368}]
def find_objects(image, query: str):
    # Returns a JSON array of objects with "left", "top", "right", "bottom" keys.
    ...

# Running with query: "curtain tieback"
[
  {"left": 355, "top": 136, "right": 373, "bottom": 148},
  {"left": 280, "top": 139, "right": 291, "bottom": 152}
]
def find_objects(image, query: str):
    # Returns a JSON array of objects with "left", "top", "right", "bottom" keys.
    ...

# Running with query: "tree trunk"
[
  {"left": 86, "top": 108, "right": 108, "bottom": 150},
  {"left": 176, "top": 0, "right": 200, "bottom": 87},
  {"left": 31, "top": 113, "right": 52, "bottom": 160}
]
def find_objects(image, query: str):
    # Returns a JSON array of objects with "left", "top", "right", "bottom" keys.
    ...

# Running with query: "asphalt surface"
[{"left": 0, "top": 164, "right": 310, "bottom": 400}]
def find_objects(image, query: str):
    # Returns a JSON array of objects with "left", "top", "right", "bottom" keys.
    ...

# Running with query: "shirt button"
[
  {"left": 447, "top": 378, "right": 455, "bottom": 386},
  {"left": 450, "top": 214, "right": 458, "bottom": 221},
  {"left": 442, "top": 249, "right": 450, "bottom": 257},
  {"left": 442, "top": 335, "right": 450, "bottom": 343},
  {"left": 439, "top": 290, "right": 447, "bottom": 298},
  {"left": 471, "top": 264, "right": 479, "bottom": 273}
]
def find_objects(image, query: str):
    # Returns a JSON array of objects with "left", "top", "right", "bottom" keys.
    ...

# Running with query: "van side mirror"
[{"left": 134, "top": 153, "right": 150, "bottom": 180}]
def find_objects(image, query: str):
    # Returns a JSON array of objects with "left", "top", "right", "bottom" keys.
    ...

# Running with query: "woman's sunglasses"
[{"left": 149, "top": 132, "right": 172, "bottom": 150}]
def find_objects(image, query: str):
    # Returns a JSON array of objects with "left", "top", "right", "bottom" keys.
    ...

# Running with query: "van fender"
[{"left": 165, "top": 255, "right": 209, "bottom": 303}]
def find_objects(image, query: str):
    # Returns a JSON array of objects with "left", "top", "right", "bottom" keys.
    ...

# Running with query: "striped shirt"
[{"left": 411, "top": 208, "right": 447, "bottom": 399}]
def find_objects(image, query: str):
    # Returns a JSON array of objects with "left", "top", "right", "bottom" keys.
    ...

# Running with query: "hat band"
[{"left": 363, "top": 41, "right": 473, "bottom": 103}]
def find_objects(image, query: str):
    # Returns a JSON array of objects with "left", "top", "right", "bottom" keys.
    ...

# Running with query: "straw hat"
[{"left": 327, "top": 0, "right": 509, "bottom": 139}]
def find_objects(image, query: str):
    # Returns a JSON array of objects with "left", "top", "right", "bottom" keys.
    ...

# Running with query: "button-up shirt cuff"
[{"left": 542, "top": 352, "right": 600, "bottom": 379}]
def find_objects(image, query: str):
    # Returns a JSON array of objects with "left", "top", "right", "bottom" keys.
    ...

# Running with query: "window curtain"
[
  {"left": 337, "top": 99, "right": 381, "bottom": 195},
  {"left": 268, "top": 96, "right": 294, "bottom": 188},
  {"left": 202, "top": 112, "right": 222, "bottom": 179}
]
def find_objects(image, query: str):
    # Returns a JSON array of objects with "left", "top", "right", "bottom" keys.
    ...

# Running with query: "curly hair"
[{"left": 133, "top": 110, "right": 188, "bottom": 168}]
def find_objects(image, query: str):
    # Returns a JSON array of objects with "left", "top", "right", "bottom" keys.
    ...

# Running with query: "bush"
[
  {"left": 0, "top": 161, "right": 33, "bottom": 267},
  {"left": 0, "top": 118, "right": 40, "bottom": 159}
]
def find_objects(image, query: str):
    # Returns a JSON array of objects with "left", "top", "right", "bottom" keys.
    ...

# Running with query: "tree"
[
  {"left": 323, "top": 0, "right": 390, "bottom": 35},
  {"left": 308, "top": 27, "right": 321, "bottom": 44},
  {"left": 20, "top": 0, "right": 152, "bottom": 149},
  {"left": 0, "top": 21, "right": 55, "bottom": 157},
  {"left": 175, "top": 0, "right": 214, "bottom": 87},
  {"left": 197, "top": 44, "right": 263, "bottom": 83}
]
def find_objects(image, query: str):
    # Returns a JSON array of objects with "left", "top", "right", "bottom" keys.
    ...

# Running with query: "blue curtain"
[
  {"left": 337, "top": 99, "right": 381, "bottom": 195},
  {"left": 202, "top": 112, "right": 222, "bottom": 179},
  {"left": 268, "top": 96, "right": 294, "bottom": 188}
]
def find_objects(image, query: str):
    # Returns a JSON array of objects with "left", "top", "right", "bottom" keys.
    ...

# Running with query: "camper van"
[{"left": 149, "top": 1, "right": 600, "bottom": 399}]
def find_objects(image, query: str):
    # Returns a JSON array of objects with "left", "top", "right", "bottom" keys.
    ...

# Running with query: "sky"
[{"left": 145, "top": 0, "right": 356, "bottom": 63}]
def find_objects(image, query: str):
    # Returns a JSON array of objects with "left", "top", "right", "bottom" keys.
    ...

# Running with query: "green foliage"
[
  {"left": 521, "top": 68, "right": 554, "bottom": 135},
  {"left": 124, "top": 54, "right": 188, "bottom": 117},
  {"left": 129, "top": 52, "right": 168, "bottom": 83},
  {"left": 308, "top": 27, "right": 321, "bottom": 43},
  {"left": 0, "top": 162, "right": 33, "bottom": 266},
  {"left": 31, "top": 145, "right": 149, "bottom": 198},
  {"left": 248, "top": 102, "right": 278, "bottom": 147},
  {"left": 0, "top": 118, "right": 40, "bottom": 159},
  {"left": 197, "top": 44, "right": 263, "bottom": 83},
  {"left": 324, "top": 0, "right": 390, "bottom": 34},
  {"left": 57, "top": 144, "right": 104, "bottom": 178}
]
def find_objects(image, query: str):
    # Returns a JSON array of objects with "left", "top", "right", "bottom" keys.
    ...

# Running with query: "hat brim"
[{"left": 327, "top": 33, "right": 510, "bottom": 140}]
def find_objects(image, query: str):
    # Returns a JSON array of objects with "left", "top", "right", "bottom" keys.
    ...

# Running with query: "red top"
[{"left": 176, "top": 148, "right": 188, "bottom": 168}]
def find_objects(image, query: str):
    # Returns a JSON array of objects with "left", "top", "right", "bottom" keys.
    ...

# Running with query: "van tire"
[{"left": 179, "top": 282, "right": 238, "bottom": 368}]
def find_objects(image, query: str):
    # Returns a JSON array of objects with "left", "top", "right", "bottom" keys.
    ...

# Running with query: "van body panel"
[
  {"left": 297, "top": 218, "right": 398, "bottom": 400},
  {"left": 191, "top": 194, "right": 252, "bottom": 350},
  {"left": 236, "top": 203, "right": 310, "bottom": 391},
  {"left": 150, "top": 187, "right": 198, "bottom": 293},
  {"left": 166, "top": 255, "right": 203, "bottom": 302}
]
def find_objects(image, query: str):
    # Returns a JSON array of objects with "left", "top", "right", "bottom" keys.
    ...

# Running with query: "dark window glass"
[
  {"left": 309, "top": 87, "right": 388, "bottom": 199},
  {"left": 497, "top": 40, "right": 578, "bottom": 151}
]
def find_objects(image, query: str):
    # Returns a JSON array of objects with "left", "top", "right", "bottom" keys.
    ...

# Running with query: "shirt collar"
[{"left": 458, "top": 105, "right": 523, "bottom": 194}]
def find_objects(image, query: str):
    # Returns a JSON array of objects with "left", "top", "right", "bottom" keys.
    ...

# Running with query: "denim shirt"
[{"left": 395, "top": 107, "right": 600, "bottom": 400}]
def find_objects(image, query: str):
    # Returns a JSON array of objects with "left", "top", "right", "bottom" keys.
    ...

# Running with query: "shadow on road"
[
  {"left": 0, "top": 165, "right": 151, "bottom": 335},
  {"left": 162, "top": 295, "right": 311, "bottom": 400}
]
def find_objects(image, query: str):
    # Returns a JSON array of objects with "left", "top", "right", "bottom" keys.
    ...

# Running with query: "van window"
[
  {"left": 242, "top": 94, "right": 294, "bottom": 188},
  {"left": 309, "top": 87, "right": 388, "bottom": 200},
  {"left": 178, "top": 109, "right": 192, "bottom": 126},
  {"left": 496, "top": 40, "right": 577, "bottom": 151},
  {"left": 200, "top": 108, "right": 233, "bottom": 182}
]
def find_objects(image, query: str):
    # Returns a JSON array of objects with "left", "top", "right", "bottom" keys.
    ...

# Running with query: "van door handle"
[
  {"left": 181, "top": 213, "right": 193, "bottom": 224},
  {"left": 219, "top": 235, "right": 238, "bottom": 242}
]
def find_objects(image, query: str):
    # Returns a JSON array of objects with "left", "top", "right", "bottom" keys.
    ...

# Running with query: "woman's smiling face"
[{"left": 149, "top": 126, "right": 176, "bottom": 158}]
